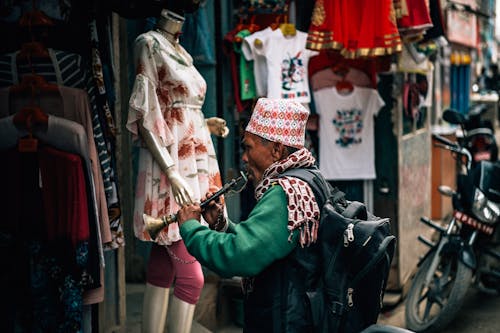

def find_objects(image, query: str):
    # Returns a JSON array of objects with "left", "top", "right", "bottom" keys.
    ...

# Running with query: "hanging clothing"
[
  {"left": 307, "top": 0, "right": 402, "bottom": 58},
  {"left": 261, "top": 30, "right": 318, "bottom": 103},
  {"left": 181, "top": 1, "right": 216, "bottom": 66},
  {"left": 0, "top": 49, "right": 116, "bottom": 200},
  {"left": 0, "top": 114, "right": 105, "bottom": 304},
  {"left": 0, "top": 87, "right": 112, "bottom": 246},
  {"left": 0, "top": 144, "right": 93, "bottom": 332},
  {"left": 313, "top": 86, "right": 385, "bottom": 180},
  {"left": 234, "top": 29, "right": 257, "bottom": 101},
  {"left": 241, "top": 27, "right": 280, "bottom": 97},
  {"left": 223, "top": 27, "right": 253, "bottom": 112},
  {"left": 310, "top": 67, "right": 372, "bottom": 92},
  {"left": 421, "top": 0, "right": 446, "bottom": 42},
  {"left": 397, "top": 0, "right": 433, "bottom": 41},
  {"left": 127, "top": 30, "right": 223, "bottom": 246}
]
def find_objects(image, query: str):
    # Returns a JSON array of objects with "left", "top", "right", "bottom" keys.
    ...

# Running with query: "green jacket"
[{"left": 179, "top": 185, "right": 299, "bottom": 277}]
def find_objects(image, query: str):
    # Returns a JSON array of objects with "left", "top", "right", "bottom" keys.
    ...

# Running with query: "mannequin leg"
[
  {"left": 142, "top": 283, "right": 170, "bottom": 333},
  {"left": 166, "top": 240, "right": 204, "bottom": 333},
  {"left": 167, "top": 295, "right": 196, "bottom": 333},
  {"left": 142, "top": 244, "right": 175, "bottom": 333}
]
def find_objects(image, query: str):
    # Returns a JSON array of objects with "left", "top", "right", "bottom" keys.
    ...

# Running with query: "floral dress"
[{"left": 127, "top": 30, "right": 223, "bottom": 245}]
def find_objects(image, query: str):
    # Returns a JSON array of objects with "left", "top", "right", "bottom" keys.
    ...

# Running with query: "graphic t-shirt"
[
  {"left": 261, "top": 30, "right": 318, "bottom": 103},
  {"left": 314, "top": 87, "right": 385, "bottom": 180},
  {"left": 241, "top": 27, "right": 278, "bottom": 97}
]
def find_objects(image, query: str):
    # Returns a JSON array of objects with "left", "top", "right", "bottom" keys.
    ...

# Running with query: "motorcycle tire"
[{"left": 405, "top": 249, "right": 473, "bottom": 333}]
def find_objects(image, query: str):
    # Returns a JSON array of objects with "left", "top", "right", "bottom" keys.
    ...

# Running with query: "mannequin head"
[{"left": 167, "top": 0, "right": 201, "bottom": 15}]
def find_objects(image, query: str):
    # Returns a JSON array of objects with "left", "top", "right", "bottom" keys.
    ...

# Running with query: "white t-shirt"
[
  {"left": 241, "top": 27, "right": 278, "bottom": 97},
  {"left": 314, "top": 86, "right": 385, "bottom": 180},
  {"left": 261, "top": 30, "right": 318, "bottom": 103}
]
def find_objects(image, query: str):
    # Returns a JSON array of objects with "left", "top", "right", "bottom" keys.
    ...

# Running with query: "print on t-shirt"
[
  {"left": 262, "top": 30, "right": 318, "bottom": 103},
  {"left": 332, "top": 108, "right": 363, "bottom": 147},
  {"left": 281, "top": 51, "right": 306, "bottom": 92}
]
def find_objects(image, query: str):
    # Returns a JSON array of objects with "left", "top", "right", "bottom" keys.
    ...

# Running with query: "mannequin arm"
[
  {"left": 206, "top": 117, "right": 229, "bottom": 138},
  {"left": 138, "top": 120, "right": 194, "bottom": 205}
]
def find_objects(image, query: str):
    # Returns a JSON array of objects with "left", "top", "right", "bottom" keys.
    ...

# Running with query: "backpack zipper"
[
  {"left": 347, "top": 287, "right": 354, "bottom": 307},
  {"left": 344, "top": 223, "right": 355, "bottom": 247}
]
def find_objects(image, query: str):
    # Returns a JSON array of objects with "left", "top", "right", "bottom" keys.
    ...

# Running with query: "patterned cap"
[{"left": 245, "top": 98, "right": 309, "bottom": 148}]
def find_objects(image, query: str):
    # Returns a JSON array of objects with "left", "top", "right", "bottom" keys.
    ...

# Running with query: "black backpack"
[{"left": 281, "top": 168, "right": 397, "bottom": 333}]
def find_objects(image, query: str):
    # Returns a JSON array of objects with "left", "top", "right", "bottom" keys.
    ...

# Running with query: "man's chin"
[{"left": 247, "top": 173, "right": 258, "bottom": 187}]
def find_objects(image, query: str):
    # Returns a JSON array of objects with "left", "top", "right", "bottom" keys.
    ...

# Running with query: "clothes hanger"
[
  {"left": 335, "top": 73, "right": 354, "bottom": 94},
  {"left": 17, "top": 8, "right": 54, "bottom": 63},
  {"left": 331, "top": 63, "right": 354, "bottom": 93},
  {"left": 10, "top": 74, "right": 59, "bottom": 94},
  {"left": 279, "top": 15, "right": 296, "bottom": 37},
  {"left": 335, "top": 78, "right": 354, "bottom": 93},
  {"left": 11, "top": 81, "right": 50, "bottom": 152},
  {"left": 269, "top": 14, "right": 282, "bottom": 30},
  {"left": 9, "top": 73, "right": 56, "bottom": 152},
  {"left": 234, "top": 15, "right": 260, "bottom": 43},
  {"left": 247, "top": 15, "right": 260, "bottom": 34},
  {"left": 17, "top": 41, "right": 50, "bottom": 62},
  {"left": 12, "top": 6, "right": 58, "bottom": 95},
  {"left": 9, "top": 6, "right": 57, "bottom": 152}
]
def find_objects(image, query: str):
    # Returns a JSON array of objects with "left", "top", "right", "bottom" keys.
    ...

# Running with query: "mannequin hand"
[
  {"left": 206, "top": 117, "right": 229, "bottom": 138},
  {"left": 177, "top": 203, "right": 201, "bottom": 227},
  {"left": 165, "top": 168, "right": 194, "bottom": 205}
]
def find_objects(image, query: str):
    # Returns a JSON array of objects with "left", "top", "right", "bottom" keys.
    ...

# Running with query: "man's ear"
[{"left": 271, "top": 142, "right": 286, "bottom": 161}]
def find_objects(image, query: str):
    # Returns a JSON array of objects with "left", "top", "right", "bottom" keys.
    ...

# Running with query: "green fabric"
[
  {"left": 180, "top": 185, "right": 298, "bottom": 277},
  {"left": 234, "top": 29, "right": 256, "bottom": 101}
]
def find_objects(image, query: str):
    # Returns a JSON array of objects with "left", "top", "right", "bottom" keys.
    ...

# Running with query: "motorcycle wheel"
[{"left": 405, "top": 249, "right": 473, "bottom": 333}]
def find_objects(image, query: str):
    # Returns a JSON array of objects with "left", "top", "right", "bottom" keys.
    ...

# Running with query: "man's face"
[{"left": 241, "top": 132, "right": 275, "bottom": 186}]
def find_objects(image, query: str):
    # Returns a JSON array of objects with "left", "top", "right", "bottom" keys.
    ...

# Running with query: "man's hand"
[
  {"left": 177, "top": 203, "right": 201, "bottom": 227},
  {"left": 201, "top": 190, "right": 225, "bottom": 228}
]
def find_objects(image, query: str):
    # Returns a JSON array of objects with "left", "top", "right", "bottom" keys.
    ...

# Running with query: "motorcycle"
[
  {"left": 450, "top": 104, "right": 498, "bottom": 164},
  {"left": 405, "top": 109, "right": 500, "bottom": 333}
]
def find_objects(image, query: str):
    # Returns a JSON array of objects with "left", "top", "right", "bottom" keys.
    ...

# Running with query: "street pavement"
[
  {"left": 378, "top": 287, "right": 500, "bottom": 333},
  {"left": 126, "top": 281, "right": 500, "bottom": 332}
]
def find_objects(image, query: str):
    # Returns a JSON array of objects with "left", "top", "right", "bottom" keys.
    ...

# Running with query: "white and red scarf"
[{"left": 255, "top": 148, "right": 320, "bottom": 247}]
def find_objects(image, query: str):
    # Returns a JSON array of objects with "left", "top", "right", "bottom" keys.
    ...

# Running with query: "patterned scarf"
[{"left": 254, "top": 148, "right": 320, "bottom": 247}]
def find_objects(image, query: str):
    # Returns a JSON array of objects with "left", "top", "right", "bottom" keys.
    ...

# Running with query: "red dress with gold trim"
[{"left": 307, "top": 0, "right": 402, "bottom": 59}]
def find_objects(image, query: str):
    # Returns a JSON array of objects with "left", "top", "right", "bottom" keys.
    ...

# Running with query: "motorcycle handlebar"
[
  {"left": 432, "top": 133, "right": 458, "bottom": 148},
  {"left": 432, "top": 133, "right": 472, "bottom": 170}
]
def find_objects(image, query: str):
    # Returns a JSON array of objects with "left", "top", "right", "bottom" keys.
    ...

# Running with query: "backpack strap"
[
  {"left": 342, "top": 201, "right": 368, "bottom": 220},
  {"left": 279, "top": 167, "right": 342, "bottom": 207}
]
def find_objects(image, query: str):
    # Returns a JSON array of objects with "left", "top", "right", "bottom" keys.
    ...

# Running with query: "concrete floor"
[
  {"left": 125, "top": 282, "right": 406, "bottom": 333},
  {"left": 125, "top": 280, "right": 245, "bottom": 333}
]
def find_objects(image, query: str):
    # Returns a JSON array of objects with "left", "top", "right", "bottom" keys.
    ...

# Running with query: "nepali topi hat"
[{"left": 245, "top": 98, "right": 309, "bottom": 148}]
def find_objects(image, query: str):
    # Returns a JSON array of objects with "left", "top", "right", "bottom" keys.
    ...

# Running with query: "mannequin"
[{"left": 127, "top": 2, "right": 227, "bottom": 333}]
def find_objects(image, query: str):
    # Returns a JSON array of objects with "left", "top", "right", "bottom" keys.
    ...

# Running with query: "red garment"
[
  {"left": 397, "top": 0, "right": 433, "bottom": 32},
  {"left": 307, "top": 0, "right": 402, "bottom": 58},
  {"left": 308, "top": 51, "right": 391, "bottom": 88},
  {"left": 39, "top": 146, "right": 90, "bottom": 246},
  {"left": 306, "top": 0, "right": 343, "bottom": 51}
]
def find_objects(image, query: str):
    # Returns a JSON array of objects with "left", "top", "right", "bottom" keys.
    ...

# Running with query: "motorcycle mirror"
[
  {"left": 438, "top": 185, "right": 456, "bottom": 197},
  {"left": 442, "top": 108, "right": 466, "bottom": 125}
]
